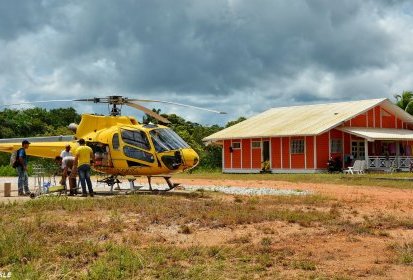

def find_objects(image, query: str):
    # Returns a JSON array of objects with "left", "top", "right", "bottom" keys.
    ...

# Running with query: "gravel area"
[
  {"left": 182, "top": 185, "right": 311, "bottom": 196},
  {"left": 0, "top": 176, "right": 310, "bottom": 201}
]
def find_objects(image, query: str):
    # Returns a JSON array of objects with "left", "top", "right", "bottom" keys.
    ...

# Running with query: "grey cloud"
[
  {"left": 0, "top": 1, "right": 48, "bottom": 40},
  {"left": 0, "top": 0, "right": 413, "bottom": 124},
  {"left": 290, "top": 93, "right": 341, "bottom": 103}
]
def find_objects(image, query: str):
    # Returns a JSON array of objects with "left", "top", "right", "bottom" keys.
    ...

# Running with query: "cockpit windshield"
[{"left": 150, "top": 128, "right": 189, "bottom": 152}]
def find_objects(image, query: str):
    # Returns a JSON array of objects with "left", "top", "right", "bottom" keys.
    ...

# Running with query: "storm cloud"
[{"left": 1, "top": 0, "right": 412, "bottom": 124}]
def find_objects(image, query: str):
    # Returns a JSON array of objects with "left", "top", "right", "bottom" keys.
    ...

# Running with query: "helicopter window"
[
  {"left": 112, "top": 134, "right": 120, "bottom": 150},
  {"left": 149, "top": 128, "right": 189, "bottom": 152},
  {"left": 121, "top": 129, "right": 150, "bottom": 150},
  {"left": 123, "top": 146, "right": 154, "bottom": 163}
]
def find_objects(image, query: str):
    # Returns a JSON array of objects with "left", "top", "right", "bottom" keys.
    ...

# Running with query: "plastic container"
[{"left": 43, "top": 181, "right": 51, "bottom": 193}]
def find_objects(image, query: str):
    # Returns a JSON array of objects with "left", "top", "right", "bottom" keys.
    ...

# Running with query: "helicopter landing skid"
[
  {"left": 127, "top": 176, "right": 180, "bottom": 193},
  {"left": 97, "top": 175, "right": 180, "bottom": 194},
  {"left": 96, "top": 175, "right": 121, "bottom": 193}
]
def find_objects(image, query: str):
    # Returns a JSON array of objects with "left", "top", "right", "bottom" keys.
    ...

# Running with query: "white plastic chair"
[
  {"left": 343, "top": 160, "right": 364, "bottom": 174},
  {"left": 357, "top": 160, "right": 366, "bottom": 174}
]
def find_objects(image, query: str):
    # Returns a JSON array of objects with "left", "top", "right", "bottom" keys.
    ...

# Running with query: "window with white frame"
[
  {"left": 291, "top": 139, "right": 304, "bottom": 154},
  {"left": 251, "top": 141, "right": 261, "bottom": 148},
  {"left": 330, "top": 138, "right": 342, "bottom": 153},
  {"left": 232, "top": 142, "right": 241, "bottom": 149}
]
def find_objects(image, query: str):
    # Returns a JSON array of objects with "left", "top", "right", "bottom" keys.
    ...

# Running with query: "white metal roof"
[
  {"left": 203, "top": 98, "right": 413, "bottom": 142},
  {"left": 338, "top": 127, "right": 413, "bottom": 141}
]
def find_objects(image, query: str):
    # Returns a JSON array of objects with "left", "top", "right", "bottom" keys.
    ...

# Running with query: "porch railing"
[{"left": 367, "top": 156, "right": 413, "bottom": 171}]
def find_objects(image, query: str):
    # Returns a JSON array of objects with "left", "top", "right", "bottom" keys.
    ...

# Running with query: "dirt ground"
[
  {"left": 1, "top": 176, "right": 413, "bottom": 279},
  {"left": 173, "top": 178, "right": 413, "bottom": 279}
]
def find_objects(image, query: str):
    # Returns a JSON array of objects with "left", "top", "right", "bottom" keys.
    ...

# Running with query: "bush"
[{"left": 0, "top": 165, "right": 17, "bottom": 176}]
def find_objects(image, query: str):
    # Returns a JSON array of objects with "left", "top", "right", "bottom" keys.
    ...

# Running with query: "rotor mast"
[
  {"left": 108, "top": 96, "right": 125, "bottom": 116},
  {"left": 86, "top": 96, "right": 127, "bottom": 116}
]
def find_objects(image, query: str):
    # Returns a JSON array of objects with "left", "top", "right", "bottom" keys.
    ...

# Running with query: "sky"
[{"left": 1, "top": 0, "right": 413, "bottom": 125}]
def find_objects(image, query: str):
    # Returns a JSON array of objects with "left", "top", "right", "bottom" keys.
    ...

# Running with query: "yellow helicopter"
[{"left": 0, "top": 96, "right": 225, "bottom": 192}]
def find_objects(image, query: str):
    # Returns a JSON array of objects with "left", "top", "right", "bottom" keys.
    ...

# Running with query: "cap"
[{"left": 22, "top": 140, "right": 31, "bottom": 145}]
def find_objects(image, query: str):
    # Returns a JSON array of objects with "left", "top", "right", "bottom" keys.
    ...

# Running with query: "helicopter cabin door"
[{"left": 109, "top": 132, "right": 124, "bottom": 168}]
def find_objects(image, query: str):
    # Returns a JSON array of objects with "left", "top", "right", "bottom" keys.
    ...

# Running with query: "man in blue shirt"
[{"left": 16, "top": 140, "right": 31, "bottom": 196}]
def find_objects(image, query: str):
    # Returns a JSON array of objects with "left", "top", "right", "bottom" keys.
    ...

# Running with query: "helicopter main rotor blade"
[
  {"left": 0, "top": 99, "right": 75, "bottom": 108},
  {"left": 1, "top": 96, "right": 227, "bottom": 118},
  {"left": 128, "top": 98, "right": 227, "bottom": 114},
  {"left": 125, "top": 101, "right": 171, "bottom": 124}
]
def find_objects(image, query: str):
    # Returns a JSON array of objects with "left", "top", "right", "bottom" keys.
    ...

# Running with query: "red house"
[{"left": 203, "top": 98, "right": 413, "bottom": 173}]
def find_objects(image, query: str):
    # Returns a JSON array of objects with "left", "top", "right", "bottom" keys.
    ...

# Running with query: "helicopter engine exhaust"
[{"left": 68, "top": 123, "right": 78, "bottom": 133}]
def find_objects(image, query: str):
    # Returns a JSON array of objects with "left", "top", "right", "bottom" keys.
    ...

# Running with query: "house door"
[
  {"left": 262, "top": 141, "right": 270, "bottom": 162},
  {"left": 351, "top": 141, "right": 365, "bottom": 160}
]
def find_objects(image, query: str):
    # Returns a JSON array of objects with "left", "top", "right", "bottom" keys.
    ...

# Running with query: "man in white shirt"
[
  {"left": 60, "top": 144, "right": 73, "bottom": 159},
  {"left": 55, "top": 155, "right": 77, "bottom": 195}
]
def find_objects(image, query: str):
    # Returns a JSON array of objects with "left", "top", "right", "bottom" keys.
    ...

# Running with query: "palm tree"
[
  {"left": 394, "top": 91, "right": 413, "bottom": 115},
  {"left": 142, "top": 108, "right": 163, "bottom": 124}
]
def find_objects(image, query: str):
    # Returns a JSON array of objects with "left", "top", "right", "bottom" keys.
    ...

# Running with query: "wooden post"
[
  {"left": 364, "top": 139, "right": 369, "bottom": 171},
  {"left": 396, "top": 141, "right": 400, "bottom": 168},
  {"left": 4, "top": 182, "right": 11, "bottom": 197}
]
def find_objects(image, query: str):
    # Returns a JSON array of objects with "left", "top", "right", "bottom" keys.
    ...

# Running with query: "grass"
[
  {"left": 0, "top": 189, "right": 410, "bottom": 279},
  {"left": 389, "top": 242, "right": 413, "bottom": 265},
  {"left": 291, "top": 259, "right": 317, "bottom": 271},
  {"left": 0, "top": 193, "right": 338, "bottom": 279},
  {"left": 176, "top": 170, "right": 413, "bottom": 189}
]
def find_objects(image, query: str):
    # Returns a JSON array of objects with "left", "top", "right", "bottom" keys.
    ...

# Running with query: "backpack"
[{"left": 10, "top": 148, "right": 22, "bottom": 168}]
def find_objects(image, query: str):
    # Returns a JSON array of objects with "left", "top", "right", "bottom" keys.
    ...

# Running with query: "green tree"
[
  {"left": 0, "top": 107, "right": 80, "bottom": 169},
  {"left": 142, "top": 108, "right": 163, "bottom": 124},
  {"left": 394, "top": 91, "right": 413, "bottom": 114},
  {"left": 225, "top": 116, "right": 246, "bottom": 128},
  {"left": 0, "top": 107, "right": 80, "bottom": 138}
]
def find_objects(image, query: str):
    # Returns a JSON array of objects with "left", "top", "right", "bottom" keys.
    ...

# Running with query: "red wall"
[
  {"left": 344, "top": 106, "right": 403, "bottom": 129},
  {"left": 306, "top": 136, "right": 314, "bottom": 169},
  {"left": 271, "top": 137, "right": 281, "bottom": 168},
  {"left": 316, "top": 132, "right": 329, "bottom": 169},
  {"left": 242, "top": 139, "right": 251, "bottom": 169},
  {"left": 375, "top": 107, "right": 381, "bottom": 127},
  {"left": 397, "top": 119, "right": 402, "bottom": 129},
  {"left": 291, "top": 137, "right": 305, "bottom": 169},
  {"left": 351, "top": 114, "right": 367, "bottom": 127},
  {"left": 282, "top": 137, "right": 290, "bottom": 168},
  {"left": 330, "top": 129, "right": 342, "bottom": 138},
  {"left": 382, "top": 110, "right": 395, "bottom": 128},
  {"left": 232, "top": 140, "right": 241, "bottom": 168},
  {"left": 367, "top": 109, "right": 374, "bottom": 127},
  {"left": 251, "top": 139, "right": 261, "bottom": 169}
]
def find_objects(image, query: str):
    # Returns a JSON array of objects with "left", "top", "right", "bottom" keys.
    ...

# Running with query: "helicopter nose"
[{"left": 181, "top": 148, "right": 199, "bottom": 168}]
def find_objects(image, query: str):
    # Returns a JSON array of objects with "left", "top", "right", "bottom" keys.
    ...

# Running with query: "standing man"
[
  {"left": 16, "top": 140, "right": 31, "bottom": 196},
  {"left": 73, "top": 138, "right": 94, "bottom": 197},
  {"left": 55, "top": 155, "right": 77, "bottom": 196},
  {"left": 60, "top": 144, "right": 73, "bottom": 159}
]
